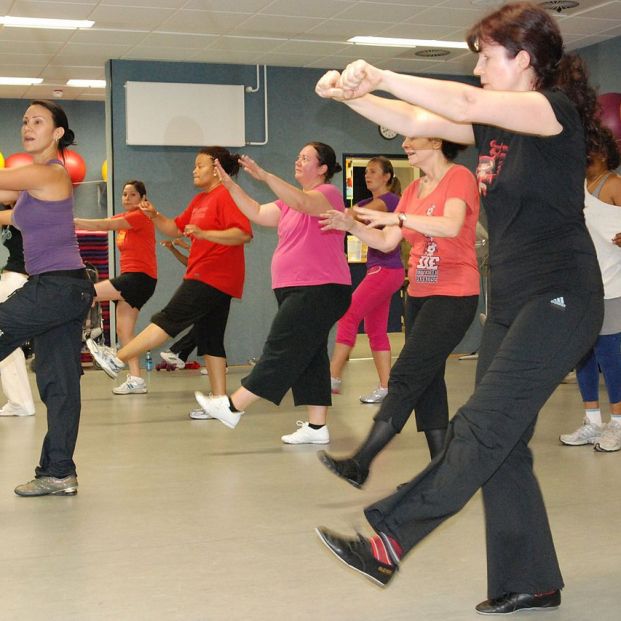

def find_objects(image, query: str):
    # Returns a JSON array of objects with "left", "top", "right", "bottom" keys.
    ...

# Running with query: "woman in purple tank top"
[
  {"left": 329, "top": 156, "right": 404, "bottom": 404},
  {"left": 0, "top": 100, "right": 94, "bottom": 497}
]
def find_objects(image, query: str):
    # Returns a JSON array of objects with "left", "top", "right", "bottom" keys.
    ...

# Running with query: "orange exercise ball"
[
  {"left": 62, "top": 149, "right": 86, "bottom": 185},
  {"left": 5, "top": 152, "right": 34, "bottom": 168}
]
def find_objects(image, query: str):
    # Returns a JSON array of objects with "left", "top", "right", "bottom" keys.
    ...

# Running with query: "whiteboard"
[{"left": 125, "top": 81, "right": 246, "bottom": 147}]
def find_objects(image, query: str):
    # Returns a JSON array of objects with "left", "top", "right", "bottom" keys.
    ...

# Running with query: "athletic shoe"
[
  {"left": 14, "top": 475, "right": 78, "bottom": 497},
  {"left": 475, "top": 590, "right": 561, "bottom": 614},
  {"left": 360, "top": 386, "right": 388, "bottom": 404},
  {"left": 160, "top": 351, "right": 185, "bottom": 369},
  {"left": 200, "top": 368, "right": 209, "bottom": 375},
  {"left": 194, "top": 392, "right": 242, "bottom": 429},
  {"left": 331, "top": 377, "right": 342, "bottom": 394},
  {"left": 86, "top": 339, "right": 125, "bottom": 379},
  {"left": 315, "top": 527, "right": 398, "bottom": 587},
  {"left": 317, "top": 451, "right": 368, "bottom": 488},
  {"left": 281, "top": 421, "right": 329, "bottom": 445},
  {"left": 112, "top": 375, "right": 147, "bottom": 395},
  {"left": 559, "top": 419, "right": 603, "bottom": 446},
  {"left": 0, "top": 402, "right": 35, "bottom": 417},
  {"left": 594, "top": 420, "right": 621, "bottom": 452}
]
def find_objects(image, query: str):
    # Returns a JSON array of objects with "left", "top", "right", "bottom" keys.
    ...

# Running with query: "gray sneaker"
[
  {"left": 14, "top": 475, "right": 78, "bottom": 497},
  {"left": 360, "top": 387, "right": 388, "bottom": 404},
  {"left": 595, "top": 420, "right": 621, "bottom": 452},
  {"left": 559, "top": 420, "right": 603, "bottom": 446},
  {"left": 86, "top": 338, "right": 125, "bottom": 379}
]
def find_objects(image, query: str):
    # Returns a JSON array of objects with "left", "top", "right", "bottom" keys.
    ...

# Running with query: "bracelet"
[{"left": 397, "top": 213, "right": 407, "bottom": 228}]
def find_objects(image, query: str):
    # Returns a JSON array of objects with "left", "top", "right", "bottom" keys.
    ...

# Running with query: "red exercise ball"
[
  {"left": 61, "top": 149, "right": 87, "bottom": 185},
  {"left": 599, "top": 92, "right": 621, "bottom": 143},
  {"left": 5, "top": 152, "right": 34, "bottom": 168}
]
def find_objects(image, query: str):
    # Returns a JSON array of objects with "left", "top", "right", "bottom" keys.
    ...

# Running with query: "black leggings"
[{"left": 364, "top": 291, "right": 603, "bottom": 599}]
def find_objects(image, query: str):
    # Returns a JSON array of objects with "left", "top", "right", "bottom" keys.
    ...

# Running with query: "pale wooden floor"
[{"left": 1, "top": 337, "right": 619, "bottom": 621}]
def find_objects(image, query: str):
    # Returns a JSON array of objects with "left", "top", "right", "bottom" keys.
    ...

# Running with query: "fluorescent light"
[
  {"left": 0, "top": 77, "right": 43, "bottom": 85},
  {"left": 348, "top": 36, "right": 468, "bottom": 49},
  {"left": 66, "top": 79, "right": 106, "bottom": 88},
  {"left": 0, "top": 16, "right": 94, "bottom": 30}
]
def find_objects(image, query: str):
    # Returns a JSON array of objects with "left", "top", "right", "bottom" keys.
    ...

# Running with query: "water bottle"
[{"left": 145, "top": 350, "right": 153, "bottom": 371}]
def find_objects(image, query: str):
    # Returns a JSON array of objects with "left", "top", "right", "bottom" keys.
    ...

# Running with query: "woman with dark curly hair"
[
  {"left": 88, "top": 147, "right": 252, "bottom": 400},
  {"left": 313, "top": 2, "right": 605, "bottom": 614}
]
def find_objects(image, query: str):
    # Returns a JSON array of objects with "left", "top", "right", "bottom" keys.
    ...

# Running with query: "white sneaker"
[
  {"left": 112, "top": 375, "right": 147, "bottom": 395},
  {"left": 281, "top": 421, "right": 330, "bottom": 445},
  {"left": 0, "top": 402, "right": 35, "bottom": 417},
  {"left": 194, "top": 392, "right": 242, "bottom": 429},
  {"left": 189, "top": 407, "right": 214, "bottom": 420},
  {"left": 160, "top": 351, "right": 185, "bottom": 369},
  {"left": 595, "top": 420, "right": 621, "bottom": 452},
  {"left": 360, "top": 386, "right": 388, "bottom": 404},
  {"left": 200, "top": 368, "right": 209, "bottom": 375},
  {"left": 559, "top": 419, "right": 603, "bottom": 446},
  {"left": 331, "top": 377, "right": 342, "bottom": 394},
  {"left": 86, "top": 338, "right": 125, "bottom": 379}
]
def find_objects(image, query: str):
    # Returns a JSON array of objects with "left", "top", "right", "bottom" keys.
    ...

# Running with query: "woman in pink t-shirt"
[
  {"left": 195, "top": 142, "right": 352, "bottom": 444},
  {"left": 318, "top": 136, "right": 479, "bottom": 484}
]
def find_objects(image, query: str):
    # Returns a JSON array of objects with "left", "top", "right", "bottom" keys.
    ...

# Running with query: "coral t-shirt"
[
  {"left": 397, "top": 165, "right": 480, "bottom": 297},
  {"left": 174, "top": 185, "right": 252, "bottom": 298},
  {"left": 271, "top": 184, "right": 351, "bottom": 289},
  {"left": 113, "top": 208, "right": 157, "bottom": 279}
]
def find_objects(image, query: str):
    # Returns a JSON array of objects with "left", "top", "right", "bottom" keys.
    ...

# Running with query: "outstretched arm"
[
  {"left": 214, "top": 159, "right": 280, "bottom": 227},
  {"left": 316, "top": 60, "right": 562, "bottom": 139},
  {"left": 139, "top": 199, "right": 183, "bottom": 237},
  {"left": 236, "top": 155, "right": 332, "bottom": 217},
  {"left": 74, "top": 217, "right": 130, "bottom": 231}
]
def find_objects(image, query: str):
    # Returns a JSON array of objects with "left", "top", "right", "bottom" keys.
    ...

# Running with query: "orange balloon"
[{"left": 5, "top": 152, "right": 34, "bottom": 168}]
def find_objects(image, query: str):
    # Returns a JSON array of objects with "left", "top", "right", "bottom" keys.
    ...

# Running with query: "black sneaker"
[
  {"left": 317, "top": 451, "right": 368, "bottom": 488},
  {"left": 315, "top": 527, "right": 397, "bottom": 587},
  {"left": 475, "top": 590, "right": 561, "bottom": 615}
]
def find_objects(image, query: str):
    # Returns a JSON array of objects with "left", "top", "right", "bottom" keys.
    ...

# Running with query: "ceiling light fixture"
[
  {"left": 66, "top": 79, "right": 106, "bottom": 88},
  {"left": 348, "top": 36, "right": 468, "bottom": 49},
  {"left": 0, "top": 77, "right": 43, "bottom": 85},
  {"left": 0, "top": 16, "right": 94, "bottom": 30}
]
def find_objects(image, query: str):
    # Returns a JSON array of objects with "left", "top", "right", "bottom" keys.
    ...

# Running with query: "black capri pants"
[
  {"left": 151, "top": 279, "right": 231, "bottom": 358},
  {"left": 242, "top": 284, "right": 351, "bottom": 407}
]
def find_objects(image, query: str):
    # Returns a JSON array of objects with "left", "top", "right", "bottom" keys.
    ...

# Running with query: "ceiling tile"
[{"left": 8, "top": 0, "right": 96, "bottom": 19}]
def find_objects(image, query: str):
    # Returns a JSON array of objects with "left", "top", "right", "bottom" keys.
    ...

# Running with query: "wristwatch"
[{"left": 397, "top": 213, "right": 407, "bottom": 228}]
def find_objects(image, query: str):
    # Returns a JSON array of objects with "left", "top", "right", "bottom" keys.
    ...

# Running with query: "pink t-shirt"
[
  {"left": 397, "top": 165, "right": 480, "bottom": 297},
  {"left": 271, "top": 184, "right": 351, "bottom": 289}
]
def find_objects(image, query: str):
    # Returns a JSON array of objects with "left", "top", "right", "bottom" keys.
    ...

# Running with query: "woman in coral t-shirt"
[
  {"left": 318, "top": 136, "right": 479, "bottom": 481},
  {"left": 87, "top": 147, "right": 252, "bottom": 399},
  {"left": 75, "top": 180, "right": 156, "bottom": 394}
]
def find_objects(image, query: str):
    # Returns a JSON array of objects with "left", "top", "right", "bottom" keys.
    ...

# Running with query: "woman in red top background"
[
  {"left": 75, "top": 180, "right": 156, "bottom": 394},
  {"left": 87, "top": 147, "right": 252, "bottom": 400}
]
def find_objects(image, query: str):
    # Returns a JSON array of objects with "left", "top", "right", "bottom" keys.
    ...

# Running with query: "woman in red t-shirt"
[
  {"left": 75, "top": 180, "right": 156, "bottom": 394},
  {"left": 318, "top": 136, "right": 479, "bottom": 483},
  {"left": 86, "top": 147, "right": 252, "bottom": 399}
]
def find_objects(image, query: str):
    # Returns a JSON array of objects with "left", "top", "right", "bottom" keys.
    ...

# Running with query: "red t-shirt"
[
  {"left": 113, "top": 208, "right": 157, "bottom": 279},
  {"left": 174, "top": 185, "right": 252, "bottom": 298},
  {"left": 397, "top": 165, "right": 480, "bottom": 297}
]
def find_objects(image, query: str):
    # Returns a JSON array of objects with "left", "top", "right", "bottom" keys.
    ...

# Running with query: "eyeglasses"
[{"left": 295, "top": 154, "right": 317, "bottom": 163}]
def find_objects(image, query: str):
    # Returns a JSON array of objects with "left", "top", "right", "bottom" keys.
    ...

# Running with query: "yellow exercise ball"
[
  {"left": 101, "top": 159, "right": 107, "bottom": 182},
  {"left": 0, "top": 152, "right": 4, "bottom": 168}
]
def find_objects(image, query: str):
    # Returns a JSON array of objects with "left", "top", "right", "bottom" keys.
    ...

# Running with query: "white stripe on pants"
[{"left": 0, "top": 271, "right": 35, "bottom": 415}]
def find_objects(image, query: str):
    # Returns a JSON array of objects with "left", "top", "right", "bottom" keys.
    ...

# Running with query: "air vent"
[
  {"left": 414, "top": 48, "right": 451, "bottom": 58},
  {"left": 538, "top": 0, "right": 580, "bottom": 13}
]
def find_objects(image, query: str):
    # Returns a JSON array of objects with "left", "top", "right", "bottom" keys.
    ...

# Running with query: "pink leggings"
[{"left": 335, "top": 266, "right": 404, "bottom": 351}]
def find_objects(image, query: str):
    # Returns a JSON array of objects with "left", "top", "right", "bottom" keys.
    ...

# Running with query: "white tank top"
[{"left": 583, "top": 174, "right": 621, "bottom": 299}]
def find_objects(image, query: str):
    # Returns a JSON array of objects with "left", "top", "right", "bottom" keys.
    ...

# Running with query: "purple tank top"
[
  {"left": 12, "top": 161, "right": 83, "bottom": 275},
  {"left": 359, "top": 192, "right": 403, "bottom": 269}
]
